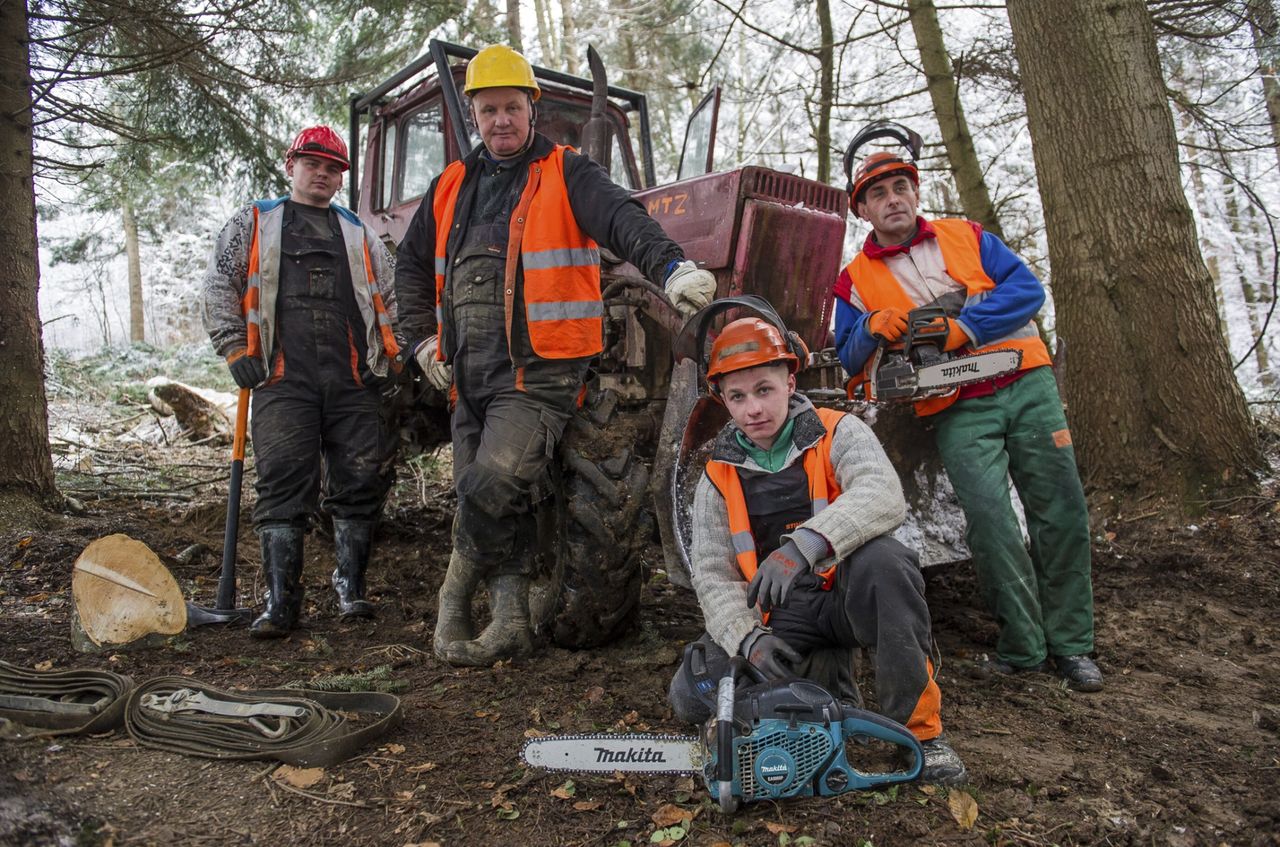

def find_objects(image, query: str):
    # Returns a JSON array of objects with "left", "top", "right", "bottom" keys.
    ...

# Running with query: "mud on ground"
[{"left": 1, "top": 416, "right": 1279, "bottom": 846}]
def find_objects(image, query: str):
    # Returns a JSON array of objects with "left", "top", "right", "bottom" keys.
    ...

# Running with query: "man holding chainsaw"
[
  {"left": 833, "top": 122, "right": 1101, "bottom": 692},
  {"left": 202, "top": 125, "right": 400, "bottom": 638},
  {"left": 394, "top": 44, "right": 716, "bottom": 667},
  {"left": 667, "top": 316, "right": 967, "bottom": 786}
]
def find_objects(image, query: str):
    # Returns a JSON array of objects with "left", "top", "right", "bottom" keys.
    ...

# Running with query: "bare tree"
[{"left": 1007, "top": 0, "right": 1265, "bottom": 505}]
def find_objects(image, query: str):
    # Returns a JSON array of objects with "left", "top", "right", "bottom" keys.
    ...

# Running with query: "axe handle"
[{"left": 215, "top": 388, "right": 250, "bottom": 610}]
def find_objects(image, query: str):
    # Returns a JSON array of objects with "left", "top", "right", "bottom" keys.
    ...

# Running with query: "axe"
[{"left": 186, "top": 387, "right": 255, "bottom": 626}]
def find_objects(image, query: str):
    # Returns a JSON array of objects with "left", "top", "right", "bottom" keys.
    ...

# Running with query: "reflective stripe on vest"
[
  {"left": 704, "top": 408, "right": 846, "bottom": 622},
  {"left": 432, "top": 146, "right": 603, "bottom": 360},
  {"left": 844, "top": 218, "right": 1052, "bottom": 416},
  {"left": 244, "top": 200, "right": 398, "bottom": 373}
]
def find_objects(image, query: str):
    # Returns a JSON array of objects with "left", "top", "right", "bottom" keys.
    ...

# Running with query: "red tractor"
[{"left": 348, "top": 41, "right": 950, "bottom": 649}]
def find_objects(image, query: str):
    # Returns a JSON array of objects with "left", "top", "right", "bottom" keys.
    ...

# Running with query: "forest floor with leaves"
[{"left": 1, "top": 353, "right": 1279, "bottom": 847}]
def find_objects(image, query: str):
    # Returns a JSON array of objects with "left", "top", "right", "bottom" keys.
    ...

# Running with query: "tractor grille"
[
  {"left": 741, "top": 169, "right": 848, "bottom": 216},
  {"left": 737, "top": 728, "right": 834, "bottom": 800}
]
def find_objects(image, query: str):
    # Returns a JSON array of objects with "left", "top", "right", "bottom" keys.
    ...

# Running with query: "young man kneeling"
[{"left": 667, "top": 317, "right": 966, "bottom": 785}]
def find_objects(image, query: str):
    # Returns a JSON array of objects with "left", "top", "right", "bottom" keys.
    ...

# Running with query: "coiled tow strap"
[
  {"left": 125, "top": 677, "right": 402, "bottom": 766},
  {"left": 0, "top": 659, "right": 134, "bottom": 738}
]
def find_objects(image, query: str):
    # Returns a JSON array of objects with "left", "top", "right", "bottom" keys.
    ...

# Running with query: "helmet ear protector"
[
  {"left": 842, "top": 120, "right": 923, "bottom": 207},
  {"left": 673, "top": 295, "right": 810, "bottom": 398}
]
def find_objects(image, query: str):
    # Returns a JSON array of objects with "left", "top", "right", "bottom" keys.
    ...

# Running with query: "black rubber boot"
[
  {"left": 433, "top": 548, "right": 483, "bottom": 659},
  {"left": 332, "top": 519, "right": 375, "bottom": 620},
  {"left": 443, "top": 574, "right": 534, "bottom": 667},
  {"left": 250, "top": 525, "right": 305, "bottom": 639}
]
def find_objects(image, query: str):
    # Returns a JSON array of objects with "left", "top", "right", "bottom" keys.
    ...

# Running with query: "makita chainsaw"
[
  {"left": 521, "top": 651, "right": 922, "bottom": 813},
  {"left": 849, "top": 306, "right": 1022, "bottom": 403}
]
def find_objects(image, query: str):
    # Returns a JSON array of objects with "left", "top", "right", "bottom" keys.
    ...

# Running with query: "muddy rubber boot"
[
  {"left": 443, "top": 574, "right": 533, "bottom": 667},
  {"left": 332, "top": 519, "right": 375, "bottom": 620},
  {"left": 250, "top": 525, "right": 305, "bottom": 639},
  {"left": 433, "top": 549, "right": 483, "bottom": 659}
]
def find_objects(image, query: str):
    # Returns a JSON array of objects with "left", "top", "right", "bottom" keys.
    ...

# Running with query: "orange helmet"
[
  {"left": 706, "top": 318, "right": 800, "bottom": 391},
  {"left": 849, "top": 151, "right": 918, "bottom": 208},
  {"left": 286, "top": 126, "right": 350, "bottom": 171}
]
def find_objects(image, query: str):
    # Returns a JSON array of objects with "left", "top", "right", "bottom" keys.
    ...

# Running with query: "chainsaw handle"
[{"left": 839, "top": 708, "right": 923, "bottom": 782}]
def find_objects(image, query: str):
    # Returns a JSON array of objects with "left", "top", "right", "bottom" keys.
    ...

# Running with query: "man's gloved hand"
[
  {"left": 226, "top": 348, "right": 266, "bottom": 389},
  {"left": 941, "top": 317, "right": 970, "bottom": 351},
  {"left": 414, "top": 336, "right": 453, "bottom": 391},
  {"left": 745, "top": 539, "right": 810, "bottom": 612},
  {"left": 866, "top": 308, "right": 909, "bottom": 343},
  {"left": 665, "top": 260, "right": 716, "bottom": 317},
  {"left": 743, "top": 631, "right": 802, "bottom": 680}
]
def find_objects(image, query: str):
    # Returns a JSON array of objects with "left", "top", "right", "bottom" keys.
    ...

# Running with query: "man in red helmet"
[
  {"left": 833, "top": 127, "right": 1101, "bottom": 692},
  {"left": 394, "top": 44, "right": 717, "bottom": 667},
  {"left": 666, "top": 316, "right": 967, "bottom": 786},
  {"left": 202, "top": 125, "right": 401, "bottom": 638}
]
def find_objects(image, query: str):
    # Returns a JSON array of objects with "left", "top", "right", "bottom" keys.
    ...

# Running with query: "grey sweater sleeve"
[
  {"left": 200, "top": 205, "right": 255, "bottom": 357},
  {"left": 788, "top": 414, "right": 906, "bottom": 563},
  {"left": 690, "top": 474, "right": 765, "bottom": 656}
]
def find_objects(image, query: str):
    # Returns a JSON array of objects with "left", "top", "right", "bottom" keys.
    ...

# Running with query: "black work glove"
[
  {"left": 743, "top": 632, "right": 802, "bottom": 680},
  {"left": 746, "top": 538, "right": 810, "bottom": 612},
  {"left": 226, "top": 349, "right": 266, "bottom": 389}
]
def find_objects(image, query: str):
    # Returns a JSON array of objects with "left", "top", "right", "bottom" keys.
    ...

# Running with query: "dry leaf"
[
  {"left": 328, "top": 782, "right": 356, "bottom": 800},
  {"left": 17, "top": 536, "right": 33, "bottom": 548},
  {"left": 651, "top": 803, "right": 693, "bottom": 827},
  {"left": 947, "top": 788, "right": 979, "bottom": 830},
  {"left": 622, "top": 710, "right": 639, "bottom": 724},
  {"left": 273, "top": 765, "right": 325, "bottom": 789},
  {"left": 573, "top": 800, "right": 603, "bottom": 811},
  {"left": 408, "top": 762, "right": 438, "bottom": 773},
  {"left": 919, "top": 784, "right": 938, "bottom": 796},
  {"left": 551, "top": 786, "right": 575, "bottom": 800},
  {"left": 403, "top": 842, "right": 443, "bottom": 847},
  {"left": 585, "top": 686, "right": 605, "bottom": 703},
  {"left": 530, "top": 707, "right": 542, "bottom": 722},
  {"left": 34, "top": 660, "right": 54, "bottom": 672},
  {"left": 385, "top": 743, "right": 406, "bottom": 755},
  {"left": 764, "top": 821, "right": 798, "bottom": 835},
  {"left": 523, "top": 728, "right": 544, "bottom": 739}
]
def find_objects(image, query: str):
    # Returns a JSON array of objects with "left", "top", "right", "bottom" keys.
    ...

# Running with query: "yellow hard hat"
[{"left": 464, "top": 44, "right": 541, "bottom": 101}]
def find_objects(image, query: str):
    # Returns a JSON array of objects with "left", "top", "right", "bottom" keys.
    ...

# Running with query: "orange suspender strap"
[
  {"left": 242, "top": 206, "right": 263, "bottom": 358},
  {"left": 360, "top": 237, "right": 401, "bottom": 360},
  {"left": 431, "top": 162, "right": 467, "bottom": 361}
]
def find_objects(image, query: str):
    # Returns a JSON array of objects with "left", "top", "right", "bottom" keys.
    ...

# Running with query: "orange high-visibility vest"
[
  {"left": 432, "top": 146, "right": 603, "bottom": 360},
  {"left": 243, "top": 199, "right": 400, "bottom": 370},
  {"left": 704, "top": 407, "right": 846, "bottom": 622},
  {"left": 845, "top": 218, "right": 1051, "bottom": 416}
]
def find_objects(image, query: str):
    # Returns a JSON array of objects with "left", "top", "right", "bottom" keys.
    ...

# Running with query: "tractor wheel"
[{"left": 529, "top": 389, "right": 654, "bottom": 649}]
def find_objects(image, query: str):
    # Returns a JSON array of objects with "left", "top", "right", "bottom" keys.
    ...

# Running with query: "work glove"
[
  {"left": 745, "top": 538, "right": 810, "bottom": 612},
  {"left": 414, "top": 335, "right": 453, "bottom": 391},
  {"left": 665, "top": 260, "right": 716, "bottom": 317},
  {"left": 225, "top": 348, "right": 266, "bottom": 389},
  {"left": 742, "top": 630, "right": 802, "bottom": 680},
  {"left": 866, "top": 308, "right": 909, "bottom": 343}
]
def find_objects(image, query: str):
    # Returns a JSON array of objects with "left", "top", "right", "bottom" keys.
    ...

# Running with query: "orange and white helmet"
[
  {"left": 842, "top": 120, "right": 923, "bottom": 208},
  {"left": 706, "top": 318, "right": 800, "bottom": 393}
]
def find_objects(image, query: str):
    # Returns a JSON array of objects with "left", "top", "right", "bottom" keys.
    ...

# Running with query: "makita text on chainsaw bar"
[
  {"left": 595, "top": 747, "right": 668, "bottom": 764},
  {"left": 939, "top": 362, "right": 980, "bottom": 378}
]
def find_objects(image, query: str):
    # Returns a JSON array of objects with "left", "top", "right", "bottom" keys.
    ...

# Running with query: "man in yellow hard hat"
[{"left": 395, "top": 44, "right": 716, "bottom": 666}]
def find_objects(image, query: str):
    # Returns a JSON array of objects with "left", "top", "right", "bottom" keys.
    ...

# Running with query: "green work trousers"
[{"left": 931, "top": 367, "right": 1094, "bottom": 666}]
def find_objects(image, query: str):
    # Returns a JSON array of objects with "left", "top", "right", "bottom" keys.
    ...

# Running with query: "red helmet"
[
  {"left": 849, "top": 151, "right": 918, "bottom": 208},
  {"left": 706, "top": 318, "right": 800, "bottom": 392},
  {"left": 286, "top": 126, "right": 350, "bottom": 171}
]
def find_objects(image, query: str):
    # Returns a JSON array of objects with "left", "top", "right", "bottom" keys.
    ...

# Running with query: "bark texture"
[
  {"left": 1006, "top": 0, "right": 1264, "bottom": 503},
  {"left": 124, "top": 200, "right": 143, "bottom": 343},
  {"left": 0, "top": 1, "right": 56, "bottom": 499},
  {"left": 907, "top": 0, "right": 1004, "bottom": 238}
]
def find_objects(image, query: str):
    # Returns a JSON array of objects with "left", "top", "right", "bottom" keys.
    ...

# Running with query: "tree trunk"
[
  {"left": 506, "top": 0, "right": 523, "bottom": 53},
  {"left": 907, "top": 0, "right": 1004, "bottom": 238},
  {"left": 123, "top": 199, "right": 144, "bottom": 344},
  {"left": 1006, "top": 0, "right": 1264, "bottom": 504},
  {"left": 560, "top": 0, "right": 579, "bottom": 76},
  {"left": 815, "top": 0, "right": 834, "bottom": 184},
  {"left": 0, "top": 0, "right": 57, "bottom": 499},
  {"left": 1247, "top": 0, "right": 1280, "bottom": 170},
  {"left": 533, "top": 0, "right": 556, "bottom": 66}
]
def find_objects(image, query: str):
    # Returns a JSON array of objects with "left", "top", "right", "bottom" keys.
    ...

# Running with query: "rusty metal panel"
[
  {"left": 635, "top": 171, "right": 745, "bottom": 270},
  {"left": 729, "top": 199, "right": 846, "bottom": 354}
]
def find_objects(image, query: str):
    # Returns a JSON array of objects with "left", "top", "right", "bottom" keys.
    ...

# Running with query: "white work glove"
[
  {"left": 414, "top": 335, "right": 453, "bottom": 391},
  {"left": 665, "top": 260, "right": 716, "bottom": 317}
]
